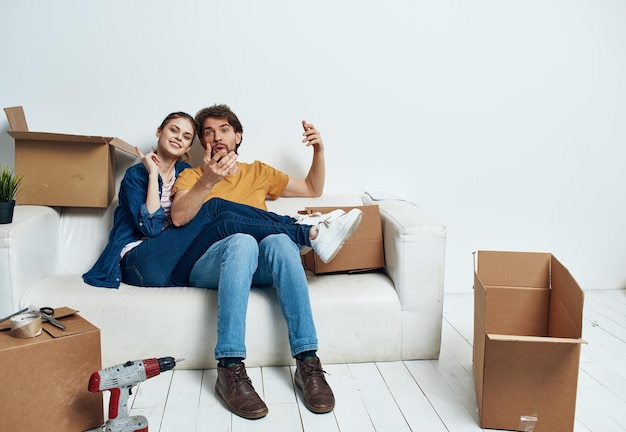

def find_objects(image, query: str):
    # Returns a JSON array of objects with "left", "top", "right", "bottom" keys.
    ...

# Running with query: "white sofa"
[{"left": 0, "top": 193, "right": 446, "bottom": 369}]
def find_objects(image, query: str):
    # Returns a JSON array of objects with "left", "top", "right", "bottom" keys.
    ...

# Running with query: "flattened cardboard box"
[
  {"left": 4, "top": 106, "right": 136, "bottom": 208},
  {"left": 0, "top": 307, "right": 104, "bottom": 432},
  {"left": 473, "top": 251, "right": 585, "bottom": 432},
  {"left": 302, "top": 205, "right": 384, "bottom": 274}
]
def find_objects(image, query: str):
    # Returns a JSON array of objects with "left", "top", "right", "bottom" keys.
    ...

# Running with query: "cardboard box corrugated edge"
[
  {"left": 301, "top": 205, "right": 384, "bottom": 274},
  {"left": 472, "top": 250, "right": 585, "bottom": 432}
]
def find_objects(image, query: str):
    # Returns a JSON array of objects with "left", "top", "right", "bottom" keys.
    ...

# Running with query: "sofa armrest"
[
  {"left": 362, "top": 195, "right": 447, "bottom": 358},
  {"left": 362, "top": 195, "right": 447, "bottom": 302},
  {"left": 0, "top": 205, "right": 60, "bottom": 316}
]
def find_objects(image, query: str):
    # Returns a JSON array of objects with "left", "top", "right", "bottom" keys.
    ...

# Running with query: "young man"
[{"left": 170, "top": 104, "right": 343, "bottom": 419}]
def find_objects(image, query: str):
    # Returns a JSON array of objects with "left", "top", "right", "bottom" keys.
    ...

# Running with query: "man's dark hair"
[{"left": 195, "top": 104, "right": 244, "bottom": 150}]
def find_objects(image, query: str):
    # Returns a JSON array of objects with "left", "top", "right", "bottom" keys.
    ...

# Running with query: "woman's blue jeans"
[
  {"left": 188, "top": 233, "right": 319, "bottom": 360},
  {"left": 120, "top": 198, "right": 312, "bottom": 287}
]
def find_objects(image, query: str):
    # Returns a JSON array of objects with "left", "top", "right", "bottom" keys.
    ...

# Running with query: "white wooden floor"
[{"left": 101, "top": 290, "right": 626, "bottom": 431}]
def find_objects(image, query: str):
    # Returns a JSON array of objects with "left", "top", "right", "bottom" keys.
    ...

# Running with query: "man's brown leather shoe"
[
  {"left": 215, "top": 362, "right": 268, "bottom": 419},
  {"left": 295, "top": 357, "right": 335, "bottom": 414}
]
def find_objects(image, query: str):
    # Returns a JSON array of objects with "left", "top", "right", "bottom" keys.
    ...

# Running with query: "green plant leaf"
[{"left": 0, "top": 165, "right": 24, "bottom": 202}]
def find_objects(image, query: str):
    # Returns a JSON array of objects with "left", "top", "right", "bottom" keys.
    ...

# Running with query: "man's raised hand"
[{"left": 301, "top": 120, "right": 324, "bottom": 151}]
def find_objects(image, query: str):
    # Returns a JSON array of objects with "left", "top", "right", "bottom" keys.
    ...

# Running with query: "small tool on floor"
[{"left": 88, "top": 357, "right": 184, "bottom": 432}]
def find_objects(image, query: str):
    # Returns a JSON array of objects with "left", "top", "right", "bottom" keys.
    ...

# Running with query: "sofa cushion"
[{"left": 21, "top": 271, "right": 399, "bottom": 368}]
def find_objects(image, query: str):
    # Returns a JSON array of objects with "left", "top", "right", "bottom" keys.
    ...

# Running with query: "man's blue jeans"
[{"left": 188, "top": 233, "right": 319, "bottom": 360}]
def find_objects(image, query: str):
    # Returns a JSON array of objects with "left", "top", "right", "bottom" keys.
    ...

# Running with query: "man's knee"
[
  {"left": 259, "top": 234, "right": 299, "bottom": 257},
  {"left": 221, "top": 233, "right": 258, "bottom": 262},
  {"left": 260, "top": 233, "right": 294, "bottom": 248},
  {"left": 224, "top": 233, "right": 257, "bottom": 250}
]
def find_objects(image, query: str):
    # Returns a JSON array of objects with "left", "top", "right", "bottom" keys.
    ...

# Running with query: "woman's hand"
[{"left": 137, "top": 147, "right": 159, "bottom": 176}]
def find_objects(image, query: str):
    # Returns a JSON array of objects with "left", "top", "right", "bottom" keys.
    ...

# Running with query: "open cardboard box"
[
  {"left": 473, "top": 251, "right": 585, "bottom": 432},
  {"left": 4, "top": 106, "right": 137, "bottom": 207},
  {"left": 301, "top": 205, "right": 384, "bottom": 274},
  {"left": 0, "top": 307, "right": 103, "bottom": 431}
]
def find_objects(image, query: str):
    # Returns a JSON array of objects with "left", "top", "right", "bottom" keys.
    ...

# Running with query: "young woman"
[{"left": 83, "top": 112, "right": 361, "bottom": 288}]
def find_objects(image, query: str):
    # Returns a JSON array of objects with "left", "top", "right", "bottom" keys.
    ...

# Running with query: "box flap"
[
  {"left": 4, "top": 106, "right": 28, "bottom": 131},
  {"left": 8, "top": 131, "right": 111, "bottom": 144},
  {"left": 4, "top": 105, "right": 136, "bottom": 156},
  {"left": 549, "top": 255, "right": 585, "bottom": 338},
  {"left": 107, "top": 136, "right": 139, "bottom": 156},
  {"left": 473, "top": 271, "right": 487, "bottom": 416},
  {"left": 477, "top": 250, "right": 550, "bottom": 288},
  {"left": 483, "top": 284, "right": 550, "bottom": 337},
  {"left": 7, "top": 131, "right": 137, "bottom": 156},
  {"left": 43, "top": 311, "right": 96, "bottom": 338}
]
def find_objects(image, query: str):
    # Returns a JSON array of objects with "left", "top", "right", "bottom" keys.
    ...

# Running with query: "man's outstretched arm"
[{"left": 281, "top": 120, "right": 326, "bottom": 198}]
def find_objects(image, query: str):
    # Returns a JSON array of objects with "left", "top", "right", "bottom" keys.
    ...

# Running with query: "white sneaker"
[
  {"left": 296, "top": 209, "right": 346, "bottom": 255},
  {"left": 310, "top": 208, "right": 363, "bottom": 263}
]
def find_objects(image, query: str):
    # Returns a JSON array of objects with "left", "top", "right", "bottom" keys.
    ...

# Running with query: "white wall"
[{"left": 1, "top": 0, "right": 625, "bottom": 292}]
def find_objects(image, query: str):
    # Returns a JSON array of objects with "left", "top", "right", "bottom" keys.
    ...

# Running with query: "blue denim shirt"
[{"left": 82, "top": 160, "right": 191, "bottom": 288}]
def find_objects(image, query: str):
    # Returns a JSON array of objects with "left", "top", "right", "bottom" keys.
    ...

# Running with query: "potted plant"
[{"left": 0, "top": 165, "right": 24, "bottom": 224}]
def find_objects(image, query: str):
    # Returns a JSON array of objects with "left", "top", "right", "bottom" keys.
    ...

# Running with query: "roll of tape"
[{"left": 10, "top": 311, "right": 42, "bottom": 339}]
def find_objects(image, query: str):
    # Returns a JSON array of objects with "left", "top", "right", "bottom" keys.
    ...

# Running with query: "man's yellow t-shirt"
[{"left": 171, "top": 160, "right": 290, "bottom": 211}]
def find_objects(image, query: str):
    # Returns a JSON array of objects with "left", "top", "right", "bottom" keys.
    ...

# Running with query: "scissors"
[{"left": 39, "top": 307, "right": 66, "bottom": 330}]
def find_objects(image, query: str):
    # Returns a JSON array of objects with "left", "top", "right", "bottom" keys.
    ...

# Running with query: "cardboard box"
[
  {"left": 4, "top": 106, "right": 136, "bottom": 208},
  {"left": 473, "top": 251, "right": 585, "bottom": 432},
  {"left": 302, "top": 205, "right": 384, "bottom": 274},
  {"left": 0, "top": 307, "right": 104, "bottom": 431}
]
